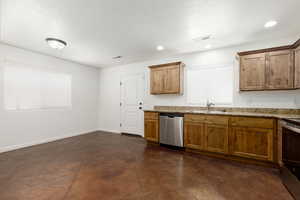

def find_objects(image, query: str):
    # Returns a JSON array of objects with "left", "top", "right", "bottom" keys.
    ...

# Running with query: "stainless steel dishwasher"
[{"left": 159, "top": 113, "right": 184, "bottom": 147}]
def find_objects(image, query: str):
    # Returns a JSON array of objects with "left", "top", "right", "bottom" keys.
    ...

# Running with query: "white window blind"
[
  {"left": 3, "top": 62, "right": 72, "bottom": 110},
  {"left": 187, "top": 65, "right": 233, "bottom": 105}
]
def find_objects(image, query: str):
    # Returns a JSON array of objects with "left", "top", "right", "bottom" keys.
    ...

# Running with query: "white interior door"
[{"left": 120, "top": 73, "right": 144, "bottom": 136}]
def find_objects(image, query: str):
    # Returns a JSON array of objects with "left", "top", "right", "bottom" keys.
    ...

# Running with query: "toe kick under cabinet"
[{"left": 184, "top": 114, "right": 276, "bottom": 163}]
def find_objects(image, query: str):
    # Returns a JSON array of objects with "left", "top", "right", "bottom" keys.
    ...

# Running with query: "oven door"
[{"left": 282, "top": 124, "right": 300, "bottom": 167}]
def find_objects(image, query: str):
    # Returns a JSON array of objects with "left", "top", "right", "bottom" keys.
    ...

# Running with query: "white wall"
[
  {"left": 98, "top": 37, "right": 300, "bottom": 133},
  {"left": 0, "top": 43, "right": 99, "bottom": 152}
]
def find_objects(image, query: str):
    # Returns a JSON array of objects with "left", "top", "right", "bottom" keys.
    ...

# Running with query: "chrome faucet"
[{"left": 206, "top": 100, "right": 215, "bottom": 111}]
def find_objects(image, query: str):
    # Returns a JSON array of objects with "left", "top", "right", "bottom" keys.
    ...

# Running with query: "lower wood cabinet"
[
  {"left": 229, "top": 127, "right": 273, "bottom": 161},
  {"left": 184, "top": 115, "right": 229, "bottom": 154},
  {"left": 184, "top": 121, "right": 206, "bottom": 150},
  {"left": 144, "top": 112, "right": 159, "bottom": 142},
  {"left": 206, "top": 123, "right": 229, "bottom": 154},
  {"left": 184, "top": 114, "right": 276, "bottom": 163}
]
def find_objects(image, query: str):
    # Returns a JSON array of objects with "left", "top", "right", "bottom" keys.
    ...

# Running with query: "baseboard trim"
[
  {"left": 0, "top": 129, "right": 98, "bottom": 154},
  {"left": 98, "top": 129, "right": 121, "bottom": 134}
]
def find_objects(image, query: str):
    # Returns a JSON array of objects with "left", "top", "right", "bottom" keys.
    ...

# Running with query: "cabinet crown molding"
[{"left": 238, "top": 38, "right": 300, "bottom": 56}]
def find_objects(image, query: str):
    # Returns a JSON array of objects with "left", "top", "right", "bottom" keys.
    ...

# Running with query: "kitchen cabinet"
[
  {"left": 229, "top": 117, "right": 275, "bottom": 161},
  {"left": 149, "top": 62, "right": 184, "bottom": 95},
  {"left": 205, "top": 116, "right": 229, "bottom": 154},
  {"left": 184, "top": 114, "right": 229, "bottom": 154},
  {"left": 265, "top": 50, "right": 294, "bottom": 90},
  {"left": 240, "top": 53, "right": 266, "bottom": 91},
  {"left": 144, "top": 112, "right": 159, "bottom": 142},
  {"left": 184, "top": 121, "right": 206, "bottom": 150},
  {"left": 295, "top": 46, "right": 300, "bottom": 88},
  {"left": 238, "top": 38, "right": 300, "bottom": 91},
  {"left": 184, "top": 114, "right": 276, "bottom": 163}
]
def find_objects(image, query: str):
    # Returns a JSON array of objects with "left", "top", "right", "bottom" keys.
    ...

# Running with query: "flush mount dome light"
[
  {"left": 46, "top": 38, "right": 67, "bottom": 50},
  {"left": 264, "top": 20, "right": 277, "bottom": 28},
  {"left": 156, "top": 45, "right": 164, "bottom": 51}
]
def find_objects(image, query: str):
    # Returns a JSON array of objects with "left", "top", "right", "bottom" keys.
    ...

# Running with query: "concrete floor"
[{"left": 0, "top": 132, "right": 293, "bottom": 200}]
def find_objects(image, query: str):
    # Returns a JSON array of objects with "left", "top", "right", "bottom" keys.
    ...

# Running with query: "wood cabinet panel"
[
  {"left": 230, "top": 127, "right": 273, "bottom": 161},
  {"left": 164, "top": 66, "right": 180, "bottom": 93},
  {"left": 150, "top": 68, "right": 165, "bottom": 94},
  {"left": 295, "top": 47, "right": 300, "bottom": 88},
  {"left": 144, "top": 112, "right": 159, "bottom": 120},
  {"left": 230, "top": 117, "right": 274, "bottom": 129},
  {"left": 206, "top": 115, "right": 229, "bottom": 126},
  {"left": 206, "top": 124, "right": 229, "bottom": 154},
  {"left": 240, "top": 53, "right": 266, "bottom": 90},
  {"left": 184, "top": 122, "right": 206, "bottom": 150},
  {"left": 144, "top": 119, "right": 159, "bottom": 142},
  {"left": 184, "top": 114, "right": 206, "bottom": 123},
  {"left": 149, "top": 62, "right": 184, "bottom": 95},
  {"left": 266, "top": 50, "right": 294, "bottom": 89}
]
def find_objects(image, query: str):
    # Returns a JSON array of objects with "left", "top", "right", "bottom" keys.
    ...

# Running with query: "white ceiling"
[{"left": 0, "top": 0, "right": 299, "bottom": 68}]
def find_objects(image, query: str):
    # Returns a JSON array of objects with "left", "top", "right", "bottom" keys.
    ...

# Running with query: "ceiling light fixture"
[
  {"left": 46, "top": 38, "right": 67, "bottom": 50},
  {"left": 205, "top": 44, "right": 211, "bottom": 49},
  {"left": 201, "top": 35, "right": 211, "bottom": 41},
  {"left": 156, "top": 45, "right": 164, "bottom": 51},
  {"left": 264, "top": 20, "right": 277, "bottom": 28}
]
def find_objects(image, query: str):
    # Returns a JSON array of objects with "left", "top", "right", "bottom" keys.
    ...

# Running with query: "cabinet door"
[
  {"left": 230, "top": 127, "right": 274, "bottom": 161},
  {"left": 184, "top": 122, "right": 206, "bottom": 150},
  {"left": 206, "top": 124, "right": 229, "bottom": 154},
  {"left": 150, "top": 68, "right": 165, "bottom": 94},
  {"left": 266, "top": 50, "right": 294, "bottom": 89},
  {"left": 144, "top": 119, "right": 159, "bottom": 142},
  {"left": 164, "top": 66, "right": 180, "bottom": 93},
  {"left": 295, "top": 47, "right": 300, "bottom": 88},
  {"left": 240, "top": 53, "right": 266, "bottom": 90}
]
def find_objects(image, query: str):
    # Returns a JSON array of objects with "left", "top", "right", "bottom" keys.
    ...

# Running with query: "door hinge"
[
  {"left": 120, "top": 82, "right": 122, "bottom": 86},
  {"left": 120, "top": 102, "right": 122, "bottom": 106},
  {"left": 120, "top": 123, "right": 122, "bottom": 127}
]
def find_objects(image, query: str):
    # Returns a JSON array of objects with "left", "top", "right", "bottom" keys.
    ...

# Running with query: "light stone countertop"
[{"left": 143, "top": 109, "right": 300, "bottom": 120}]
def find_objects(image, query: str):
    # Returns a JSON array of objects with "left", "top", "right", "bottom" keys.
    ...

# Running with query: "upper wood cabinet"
[
  {"left": 295, "top": 46, "right": 300, "bottom": 89},
  {"left": 240, "top": 53, "right": 266, "bottom": 90},
  {"left": 265, "top": 50, "right": 294, "bottom": 90},
  {"left": 149, "top": 62, "right": 184, "bottom": 95},
  {"left": 238, "top": 38, "right": 300, "bottom": 91}
]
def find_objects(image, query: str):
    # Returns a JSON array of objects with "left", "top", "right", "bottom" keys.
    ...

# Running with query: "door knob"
[{"left": 139, "top": 107, "right": 143, "bottom": 110}]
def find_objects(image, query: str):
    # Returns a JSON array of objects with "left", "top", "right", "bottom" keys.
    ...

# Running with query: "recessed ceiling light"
[
  {"left": 112, "top": 56, "right": 122, "bottom": 59},
  {"left": 156, "top": 45, "right": 164, "bottom": 51},
  {"left": 46, "top": 38, "right": 67, "bottom": 50},
  {"left": 264, "top": 20, "right": 277, "bottom": 28},
  {"left": 205, "top": 44, "right": 211, "bottom": 49}
]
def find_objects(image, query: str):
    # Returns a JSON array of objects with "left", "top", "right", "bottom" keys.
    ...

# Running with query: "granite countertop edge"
[{"left": 143, "top": 109, "right": 300, "bottom": 120}]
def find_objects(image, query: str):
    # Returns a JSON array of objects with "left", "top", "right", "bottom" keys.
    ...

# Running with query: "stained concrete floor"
[{"left": 0, "top": 132, "right": 293, "bottom": 200}]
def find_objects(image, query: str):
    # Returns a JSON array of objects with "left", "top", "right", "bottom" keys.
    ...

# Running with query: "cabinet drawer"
[
  {"left": 206, "top": 115, "right": 229, "bottom": 126},
  {"left": 230, "top": 117, "right": 274, "bottom": 129},
  {"left": 184, "top": 114, "right": 206, "bottom": 122},
  {"left": 144, "top": 112, "right": 159, "bottom": 120}
]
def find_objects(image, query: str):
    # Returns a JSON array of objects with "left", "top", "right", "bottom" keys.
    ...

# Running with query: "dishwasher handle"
[{"left": 160, "top": 113, "right": 184, "bottom": 118}]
